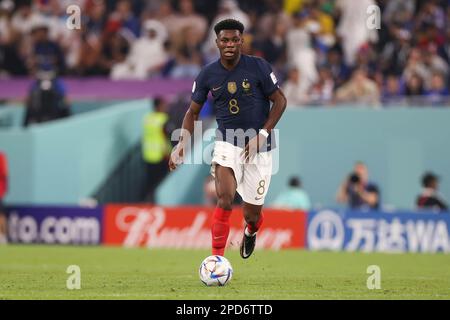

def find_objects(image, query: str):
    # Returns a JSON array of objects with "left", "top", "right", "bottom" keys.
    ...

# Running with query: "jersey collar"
[{"left": 218, "top": 54, "right": 244, "bottom": 72}]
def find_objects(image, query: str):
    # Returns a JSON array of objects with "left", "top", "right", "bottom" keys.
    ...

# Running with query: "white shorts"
[{"left": 211, "top": 141, "right": 273, "bottom": 205}]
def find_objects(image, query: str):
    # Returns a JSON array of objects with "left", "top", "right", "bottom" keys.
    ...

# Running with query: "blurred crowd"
[{"left": 0, "top": 0, "right": 449, "bottom": 106}]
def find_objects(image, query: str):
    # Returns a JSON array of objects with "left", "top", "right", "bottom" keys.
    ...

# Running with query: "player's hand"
[
  {"left": 168, "top": 144, "right": 184, "bottom": 171},
  {"left": 241, "top": 133, "right": 267, "bottom": 163}
]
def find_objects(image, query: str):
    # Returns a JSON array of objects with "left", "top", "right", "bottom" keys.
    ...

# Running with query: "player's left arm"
[
  {"left": 262, "top": 88, "right": 287, "bottom": 133},
  {"left": 242, "top": 58, "right": 287, "bottom": 162},
  {"left": 242, "top": 88, "right": 287, "bottom": 162}
]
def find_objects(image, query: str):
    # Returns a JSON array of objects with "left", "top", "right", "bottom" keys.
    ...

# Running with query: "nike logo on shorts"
[{"left": 254, "top": 196, "right": 263, "bottom": 201}]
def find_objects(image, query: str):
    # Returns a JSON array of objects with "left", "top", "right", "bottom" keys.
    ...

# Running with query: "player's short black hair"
[{"left": 214, "top": 19, "right": 244, "bottom": 36}]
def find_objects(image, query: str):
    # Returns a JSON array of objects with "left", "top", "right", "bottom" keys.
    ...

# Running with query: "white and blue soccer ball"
[{"left": 199, "top": 255, "right": 233, "bottom": 286}]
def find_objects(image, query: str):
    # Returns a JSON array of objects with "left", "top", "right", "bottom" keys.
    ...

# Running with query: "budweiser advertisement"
[{"left": 103, "top": 205, "right": 307, "bottom": 249}]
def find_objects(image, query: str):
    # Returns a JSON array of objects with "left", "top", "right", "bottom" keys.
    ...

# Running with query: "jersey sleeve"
[
  {"left": 191, "top": 69, "right": 209, "bottom": 105},
  {"left": 256, "top": 58, "right": 279, "bottom": 97}
]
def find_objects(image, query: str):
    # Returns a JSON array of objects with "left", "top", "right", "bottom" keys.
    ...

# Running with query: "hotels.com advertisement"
[{"left": 102, "top": 205, "right": 307, "bottom": 249}]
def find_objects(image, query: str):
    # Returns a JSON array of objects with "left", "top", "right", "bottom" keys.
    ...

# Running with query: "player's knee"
[{"left": 217, "top": 194, "right": 234, "bottom": 210}]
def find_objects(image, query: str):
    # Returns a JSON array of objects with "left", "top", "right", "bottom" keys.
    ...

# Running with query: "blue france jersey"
[{"left": 191, "top": 55, "right": 279, "bottom": 151}]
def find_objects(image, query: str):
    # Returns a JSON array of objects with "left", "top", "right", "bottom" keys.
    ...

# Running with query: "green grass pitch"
[{"left": 0, "top": 245, "right": 449, "bottom": 300}]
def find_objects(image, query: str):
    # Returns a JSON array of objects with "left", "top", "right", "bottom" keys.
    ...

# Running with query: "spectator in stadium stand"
[
  {"left": 283, "top": 0, "right": 304, "bottom": 15},
  {"left": 382, "top": 74, "right": 406, "bottom": 106},
  {"left": 32, "top": 0, "right": 75, "bottom": 50},
  {"left": 335, "top": 0, "right": 378, "bottom": 67},
  {"left": 382, "top": 0, "right": 416, "bottom": 27},
  {"left": 10, "top": 0, "right": 38, "bottom": 37},
  {"left": 309, "top": 3, "right": 336, "bottom": 49},
  {"left": 142, "top": 97, "right": 171, "bottom": 203},
  {"left": 0, "top": 1, "right": 11, "bottom": 46},
  {"left": 308, "top": 66, "right": 335, "bottom": 106},
  {"left": 335, "top": 67, "right": 381, "bottom": 107},
  {"left": 28, "top": 20, "right": 66, "bottom": 75},
  {"left": 416, "top": 172, "right": 448, "bottom": 213},
  {"left": 326, "top": 48, "right": 350, "bottom": 88},
  {"left": 281, "top": 66, "right": 309, "bottom": 106},
  {"left": 271, "top": 176, "right": 311, "bottom": 211},
  {"left": 404, "top": 73, "right": 425, "bottom": 100},
  {"left": 0, "top": 0, "right": 25, "bottom": 76},
  {"left": 76, "top": 0, "right": 106, "bottom": 75},
  {"left": 153, "top": 0, "right": 180, "bottom": 42},
  {"left": 336, "top": 161, "right": 380, "bottom": 211},
  {"left": 423, "top": 73, "right": 450, "bottom": 106},
  {"left": 85, "top": 0, "right": 107, "bottom": 38},
  {"left": 1, "top": 0, "right": 449, "bottom": 111},
  {"left": 175, "top": 0, "right": 208, "bottom": 46},
  {"left": 107, "top": 0, "right": 140, "bottom": 38},
  {"left": 442, "top": 26, "right": 450, "bottom": 64},
  {"left": 286, "top": 10, "right": 318, "bottom": 92},
  {"left": 0, "top": 151, "right": 7, "bottom": 244},
  {"left": 202, "top": 0, "right": 251, "bottom": 64},
  {"left": 379, "top": 27, "right": 413, "bottom": 77},
  {"left": 255, "top": 19, "right": 288, "bottom": 71},
  {"left": 415, "top": 1, "right": 446, "bottom": 32},
  {"left": 256, "top": 0, "right": 292, "bottom": 42},
  {"left": 354, "top": 43, "right": 378, "bottom": 76},
  {"left": 111, "top": 19, "right": 168, "bottom": 80},
  {"left": 422, "top": 45, "right": 449, "bottom": 78},
  {"left": 165, "top": 0, "right": 207, "bottom": 78},
  {"left": 403, "top": 48, "right": 431, "bottom": 87},
  {"left": 98, "top": 23, "right": 130, "bottom": 77},
  {"left": 168, "top": 25, "right": 203, "bottom": 79}
]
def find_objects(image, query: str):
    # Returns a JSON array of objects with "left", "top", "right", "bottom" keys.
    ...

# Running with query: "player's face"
[{"left": 216, "top": 30, "right": 243, "bottom": 61}]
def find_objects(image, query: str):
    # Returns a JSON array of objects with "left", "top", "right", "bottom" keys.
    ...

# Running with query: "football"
[{"left": 199, "top": 255, "right": 233, "bottom": 286}]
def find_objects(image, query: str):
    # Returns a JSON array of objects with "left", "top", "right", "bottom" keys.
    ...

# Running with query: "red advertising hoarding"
[{"left": 103, "top": 205, "right": 306, "bottom": 249}]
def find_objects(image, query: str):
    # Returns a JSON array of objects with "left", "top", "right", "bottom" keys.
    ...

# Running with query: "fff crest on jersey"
[
  {"left": 242, "top": 79, "right": 251, "bottom": 93},
  {"left": 227, "top": 82, "right": 237, "bottom": 94}
]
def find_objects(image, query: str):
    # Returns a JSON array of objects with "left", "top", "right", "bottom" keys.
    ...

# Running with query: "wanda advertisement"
[{"left": 103, "top": 205, "right": 307, "bottom": 249}]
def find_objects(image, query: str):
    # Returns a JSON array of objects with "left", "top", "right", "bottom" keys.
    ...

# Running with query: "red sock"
[
  {"left": 211, "top": 207, "right": 232, "bottom": 256},
  {"left": 247, "top": 213, "right": 264, "bottom": 235}
]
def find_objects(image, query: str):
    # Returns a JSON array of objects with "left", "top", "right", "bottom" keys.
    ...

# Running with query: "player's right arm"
[
  {"left": 169, "top": 66, "right": 209, "bottom": 171},
  {"left": 168, "top": 100, "right": 203, "bottom": 171}
]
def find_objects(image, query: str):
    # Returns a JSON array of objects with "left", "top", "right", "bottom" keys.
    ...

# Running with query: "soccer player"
[{"left": 168, "top": 19, "right": 287, "bottom": 259}]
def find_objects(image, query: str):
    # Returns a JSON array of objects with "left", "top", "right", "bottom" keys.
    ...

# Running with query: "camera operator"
[
  {"left": 416, "top": 172, "right": 448, "bottom": 212},
  {"left": 336, "top": 161, "right": 380, "bottom": 210},
  {"left": 23, "top": 69, "right": 71, "bottom": 126}
]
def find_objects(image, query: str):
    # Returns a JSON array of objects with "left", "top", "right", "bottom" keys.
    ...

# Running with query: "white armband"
[{"left": 259, "top": 129, "right": 269, "bottom": 138}]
